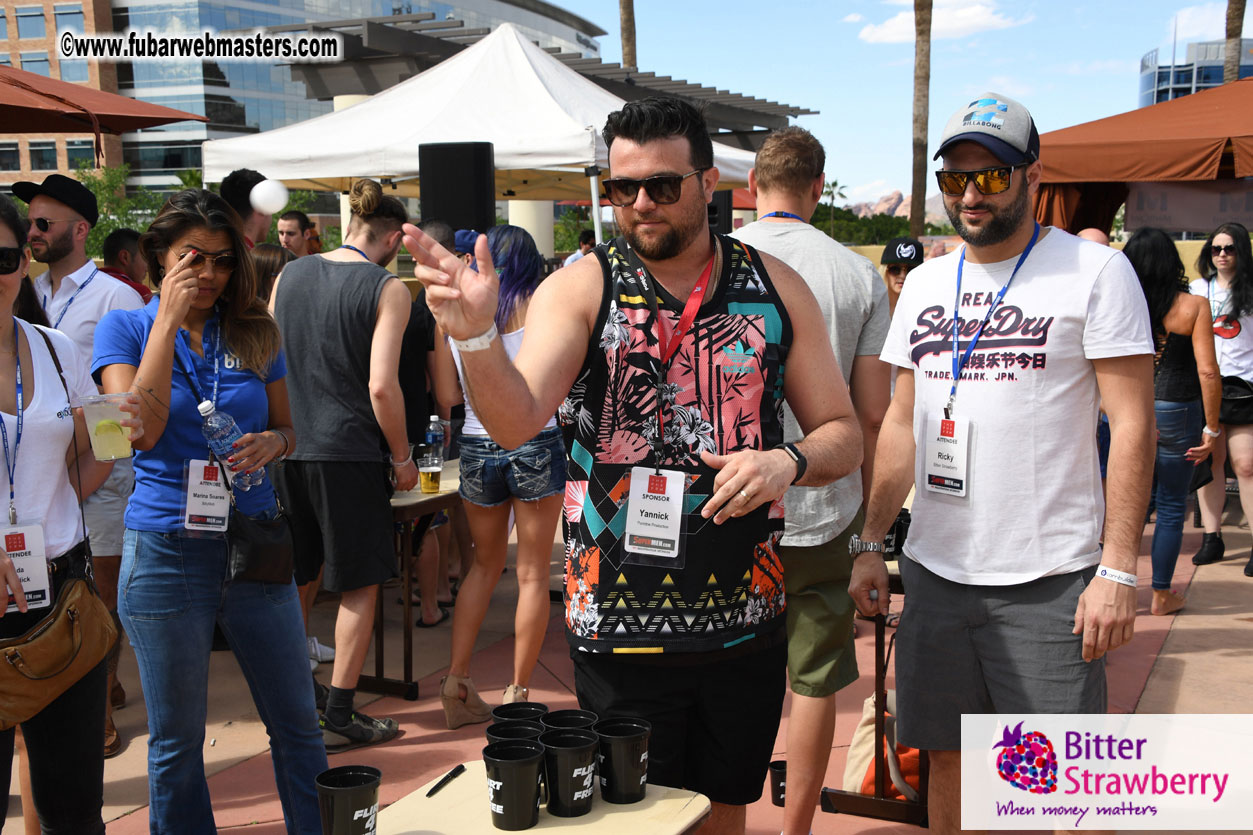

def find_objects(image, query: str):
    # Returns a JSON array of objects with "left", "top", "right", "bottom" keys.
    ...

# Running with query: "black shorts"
[
  {"left": 571, "top": 637, "right": 787, "bottom": 806},
  {"left": 274, "top": 460, "right": 396, "bottom": 593}
]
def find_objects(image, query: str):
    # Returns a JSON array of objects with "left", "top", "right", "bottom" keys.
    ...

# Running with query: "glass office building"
[{"left": 1139, "top": 39, "right": 1253, "bottom": 107}]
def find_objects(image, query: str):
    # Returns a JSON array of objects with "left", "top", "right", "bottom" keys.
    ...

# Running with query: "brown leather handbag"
[{"left": 0, "top": 327, "right": 117, "bottom": 731}]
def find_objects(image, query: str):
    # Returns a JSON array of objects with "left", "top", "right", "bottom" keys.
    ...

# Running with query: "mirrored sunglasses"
[{"left": 935, "top": 165, "right": 1022, "bottom": 196}]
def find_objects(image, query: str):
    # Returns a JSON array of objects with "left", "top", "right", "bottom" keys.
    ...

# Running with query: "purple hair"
[{"left": 486, "top": 225, "right": 545, "bottom": 331}]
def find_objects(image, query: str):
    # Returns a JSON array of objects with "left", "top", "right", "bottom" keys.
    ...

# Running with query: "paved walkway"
[{"left": 6, "top": 518, "right": 1252, "bottom": 834}]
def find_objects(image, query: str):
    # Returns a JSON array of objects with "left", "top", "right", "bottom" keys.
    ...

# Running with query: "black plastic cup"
[
  {"left": 540, "top": 708, "right": 598, "bottom": 731},
  {"left": 491, "top": 702, "right": 549, "bottom": 724},
  {"left": 768, "top": 759, "right": 787, "bottom": 807},
  {"left": 538, "top": 729, "right": 598, "bottom": 817},
  {"left": 487, "top": 719, "right": 545, "bottom": 744},
  {"left": 483, "top": 739, "right": 546, "bottom": 831},
  {"left": 592, "top": 717, "right": 650, "bottom": 804},
  {"left": 315, "top": 765, "right": 381, "bottom": 835}
]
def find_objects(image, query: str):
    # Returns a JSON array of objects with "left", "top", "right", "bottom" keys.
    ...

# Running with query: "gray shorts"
[
  {"left": 895, "top": 557, "right": 1107, "bottom": 751},
  {"left": 83, "top": 458, "right": 133, "bottom": 556}
]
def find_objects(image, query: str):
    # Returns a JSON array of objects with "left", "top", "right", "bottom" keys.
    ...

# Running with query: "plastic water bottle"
[
  {"left": 424, "top": 415, "right": 445, "bottom": 463},
  {"left": 198, "top": 400, "right": 265, "bottom": 491}
]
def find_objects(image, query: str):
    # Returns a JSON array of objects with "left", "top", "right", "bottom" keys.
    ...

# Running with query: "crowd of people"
[{"left": 1, "top": 90, "right": 1250, "bottom": 835}]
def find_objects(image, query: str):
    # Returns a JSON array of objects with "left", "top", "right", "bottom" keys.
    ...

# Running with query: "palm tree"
[
  {"left": 910, "top": 0, "right": 932, "bottom": 239},
  {"left": 1224, "top": 0, "right": 1246, "bottom": 84},
  {"left": 823, "top": 179, "right": 847, "bottom": 237},
  {"left": 619, "top": 0, "right": 637, "bottom": 70}
]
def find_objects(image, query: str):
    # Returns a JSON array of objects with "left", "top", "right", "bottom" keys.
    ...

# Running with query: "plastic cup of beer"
[
  {"left": 419, "top": 456, "right": 442, "bottom": 494},
  {"left": 81, "top": 393, "right": 133, "bottom": 461}
]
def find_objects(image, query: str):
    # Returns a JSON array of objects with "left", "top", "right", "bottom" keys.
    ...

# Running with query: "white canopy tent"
[{"left": 202, "top": 23, "right": 758, "bottom": 232}]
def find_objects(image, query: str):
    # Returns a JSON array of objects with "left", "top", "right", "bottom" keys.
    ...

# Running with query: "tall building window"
[
  {"left": 15, "top": 6, "right": 46, "bottom": 39},
  {"left": 28, "top": 141, "right": 58, "bottom": 171},
  {"left": 1, "top": 10, "right": 8, "bottom": 40},
  {"left": 53, "top": 4, "right": 85, "bottom": 34},
  {"left": 60, "top": 58, "right": 89, "bottom": 82},
  {"left": 20, "top": 52, "right": 51, "bottom": 77},
  {"left": 66, "top": 139, "right": 95, "bottom": 169},
  {"left": 0, "top": 143, "right": 20, "bottom": 172}
]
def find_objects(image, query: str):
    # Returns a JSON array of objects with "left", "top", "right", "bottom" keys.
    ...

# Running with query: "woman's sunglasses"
[
  {"left": 602, "top": 169, "right": 704, "bottom": 207},
  {"left": 935, "top": 165, "right": 1023, "bottom": 196},
  {"left": 1210, "top": 244, "right": 1237, "bottom": 256},
  {"left": 0, "top": 246, "right": 23, "bottom": 274},
  {"left": 180, "top": 250, "right": 239, "bottom": 272}
]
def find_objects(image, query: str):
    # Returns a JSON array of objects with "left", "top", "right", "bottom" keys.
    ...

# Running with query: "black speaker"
[
  {"left": 708, "top": 189, "right": 733, "bottom": 235},
  {"left": 419, "top": 142, "right": 496, "bottom": 234}
]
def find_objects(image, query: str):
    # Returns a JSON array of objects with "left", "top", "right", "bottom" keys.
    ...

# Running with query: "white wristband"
[
  {"left": 1203, "top": 425, "right": 1222, "bottom": 438},
  {"left": 1095, "top": 565, "right": 1137, "bottom": 587},
  {"left": 451, "top": 322, "right": 498, "bottom": 352}
]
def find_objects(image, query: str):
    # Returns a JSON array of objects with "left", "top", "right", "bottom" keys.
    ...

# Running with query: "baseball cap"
[
  {"left": 12, "top": 173, "right": 99, "bottom": 227},
  {"left": 933, "top": 93, "right": 1040, "bottom": 166},
  {"left": 882, "top": 237, "right": 924, "bottom": 267},
  {"left": 453, "top": 229, "right": 479, "bottom": 255}
]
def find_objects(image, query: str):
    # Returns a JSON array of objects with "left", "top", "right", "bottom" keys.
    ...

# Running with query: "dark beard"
[
  {"left": 946, "top": 180, "right": 1030, "bottom": 248},
  {"left": 622, "top": 198, "right": 707, "bottom": 261},
  {"left": 32, "top": 228, "right": 75, "bottom": 264}
]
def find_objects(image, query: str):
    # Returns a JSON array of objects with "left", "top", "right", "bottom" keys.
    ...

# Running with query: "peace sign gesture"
[{"left": 402, "top": 224, "right": 498, "bottom": 341}]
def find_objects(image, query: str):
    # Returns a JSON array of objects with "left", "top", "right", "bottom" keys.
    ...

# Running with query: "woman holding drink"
[
  {"left": 0, "top": 193, "right": 142, "bottom": 832},
  {"left": 93, "top": 189, "right": 326, "bottom": 834}
]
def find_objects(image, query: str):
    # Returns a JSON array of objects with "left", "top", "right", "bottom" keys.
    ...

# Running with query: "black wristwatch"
[{"left": 775, "top": 442, "right": 807, "bottom": 485}]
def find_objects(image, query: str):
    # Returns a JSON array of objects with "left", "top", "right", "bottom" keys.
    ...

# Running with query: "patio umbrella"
[{"left": 0, "top": 64, "right": 205, "bottom": 162}]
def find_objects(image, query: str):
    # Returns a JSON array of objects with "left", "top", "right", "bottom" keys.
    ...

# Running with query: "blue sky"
[{"left": 557, "top": 0, "right": 1251, "bottom": 204}]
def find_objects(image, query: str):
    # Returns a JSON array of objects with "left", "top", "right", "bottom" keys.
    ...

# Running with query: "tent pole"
[{"left": 589, "top": 173, "right": 604, "bottom": 244}]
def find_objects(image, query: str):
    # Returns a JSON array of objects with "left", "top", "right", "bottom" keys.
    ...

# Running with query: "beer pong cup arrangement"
[
  {"left": 490, "top": 702, "right": 548, "bottom": 723},
  {"left": 483, "top": 739, "right": 546, "bottom": 831},
  {"left": 537, "top": 729, "right": 599, "bottom": 817},
  {"left": 315, "top": 765, "right": 381, "bottom": 835},
  {"left": 592, "top": 717, "right": 651, "bottom": 804},
  {"left": 486, "top": 719, "right": 545, "bottom": 744},
  {"left": 539, "top": 709, "right": 598, "bottom": 731}
]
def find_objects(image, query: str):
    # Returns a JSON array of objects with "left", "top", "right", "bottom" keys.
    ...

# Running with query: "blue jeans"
[
  {"left": 1151, "top": 399, "right": 1203, "bottom": 590},
  {"left": 119, "top": 528, "right": 327, "bottom": 834},
  {"left": 458, "top": 427, "right": 567, "bottom": 507}
]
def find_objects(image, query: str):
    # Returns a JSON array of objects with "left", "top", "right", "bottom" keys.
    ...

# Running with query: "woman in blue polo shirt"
[{"left": 93, "top": 189, "right": 326, "bottom": 834}]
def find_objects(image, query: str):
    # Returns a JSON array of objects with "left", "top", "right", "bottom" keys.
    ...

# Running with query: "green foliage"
[
  {"left": 260, "top": 189, "right": 320, "bottom": 246},
  {"left": 176, "top": 169, "right": 203, "bottom": 190},
  {"left": 73, "top": 162, "right": 165, "bottom": 259},
  {"left": 320, "top": 223, "right": 342, "bottom": 251},
  {"left": 555, "top": 208, "right": 591, "bottom": 252}
]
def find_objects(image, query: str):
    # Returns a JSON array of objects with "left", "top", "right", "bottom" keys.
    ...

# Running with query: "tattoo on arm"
[{"left": 133, "top": 384, "right": 170, "bottom": 420}]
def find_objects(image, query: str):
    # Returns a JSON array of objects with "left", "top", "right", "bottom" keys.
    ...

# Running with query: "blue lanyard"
[
  {"left": 1206, "top": 279, "right": 1228, "bottom": 321},
  {"left": 340, "top": 245, "right": 370, "bottom": 262},
  {"left": 946, "top": 223, "right": 1041, "bottom": 419},
  {"left": 760, "top": 211, "right": 806, "bottom": 222},
  {"left": 1, "top": 320, "right": 23, "bottom": 524},
  {"left": 42, "top": 266, "right": 100, "bottom": 330},
  {"left": 174, "top": 320, "right": 222, "bottom": 409}
]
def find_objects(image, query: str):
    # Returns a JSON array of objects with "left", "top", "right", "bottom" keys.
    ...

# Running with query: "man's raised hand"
[{"left": 402, "top": 224, "right": 499, "bottom": 341}]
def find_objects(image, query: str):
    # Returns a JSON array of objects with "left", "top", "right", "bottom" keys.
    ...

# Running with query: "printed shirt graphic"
[
  {"left": 559, "top": 235, "right": 789, "bottom": 653},
  {"left": 1190, "top": 278, "right": 1253, "bottom": 380},
  {"left": 879, "top": 230, "right": 1153, "bottom": 585}
]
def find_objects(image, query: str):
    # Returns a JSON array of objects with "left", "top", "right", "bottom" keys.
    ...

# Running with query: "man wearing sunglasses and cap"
[
  {"left": 849, "top": 93, "right": 1155, "bottom": 833},
  {"left": 405, "top": 96, "right": 862, "bottom": 835},
  {"left": 14, "top": 173, "right": 145, "bottom": 759}
]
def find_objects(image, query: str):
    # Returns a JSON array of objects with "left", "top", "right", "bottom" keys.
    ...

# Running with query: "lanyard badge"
[
  {"left": 1, "top": 319, "right": 24, "bottom": 525},
  {"left": 42, "top": 267, "right": 100, "bottom": 330}
]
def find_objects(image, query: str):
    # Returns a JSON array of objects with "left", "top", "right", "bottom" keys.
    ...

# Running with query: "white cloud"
[
  {"left": 1057, "top": 58, "right": 1141, "bottom": 77},
  {"left": 842, "top": 13, "right": 864, "bottom": 23},
  {"left": 1165, "top": 2, "right": 1253, "bottom": 47},
  {"left": 844, "top": 179, "right": 890, "bottom": 202},
  {"left": 967, "top": 75, "right": 1033, "bottom": 99},
  {"left": 859, "top": 0, "right": 1032, "bottom": 45}
]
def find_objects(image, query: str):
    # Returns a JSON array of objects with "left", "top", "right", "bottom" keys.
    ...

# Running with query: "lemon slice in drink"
[{"left": 92, "top": 419, "right": 132, "bottom": 460}]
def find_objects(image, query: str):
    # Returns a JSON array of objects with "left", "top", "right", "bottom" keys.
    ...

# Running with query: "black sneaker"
[
  {"left": 312, "top": 678, "right": 329, "bottom": 713},
  {"left": 1244, "top": 555, "right": 1253, "bottom": 577},
  {"left": 320, "top": 710, "right": 399, "bottom": 754},
  {"left": 1192, "top": 533, "right": 1226, "bottom": 565}
]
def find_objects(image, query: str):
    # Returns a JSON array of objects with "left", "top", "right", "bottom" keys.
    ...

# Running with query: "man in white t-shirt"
[
  {"left": 16, "top": 174, "right": 144, "bottom": 760},
  {"left": 732, "top": 126, "right": 890, "bottom": 835},
  {"left": 848, "top": 93, "right": 1155, "bottom": 833},
  {"left": 562, "top": 229, "right": 595, "bottom": 266}
]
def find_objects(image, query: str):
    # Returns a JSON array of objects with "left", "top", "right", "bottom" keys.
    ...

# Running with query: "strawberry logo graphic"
[{"left": 994, "top": 721, "right": 1058, "bottom": 794}]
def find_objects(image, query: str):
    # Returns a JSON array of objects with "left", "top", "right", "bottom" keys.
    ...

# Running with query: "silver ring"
[{"left": 738, "top": 489, "right": 751, "bottom": 502}]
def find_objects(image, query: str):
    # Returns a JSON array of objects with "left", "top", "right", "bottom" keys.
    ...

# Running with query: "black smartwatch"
[{"left": 775, "top": 442, "right": 807, "bottom": 485}]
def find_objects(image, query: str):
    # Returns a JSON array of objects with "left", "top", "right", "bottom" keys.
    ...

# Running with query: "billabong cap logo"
[
  {"left": 896, "top": 242, "right": 917, "bottom": 261},
  {"left": 964, "top": 98, "right": 1009, "bottom": 130},
  {"left": 994, "top": 721, "right": 1058, "bottom": 794}
]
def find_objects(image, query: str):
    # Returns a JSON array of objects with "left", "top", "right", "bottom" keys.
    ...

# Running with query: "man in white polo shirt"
[{"left": 16, "top": 174, "right": 144, "bottom": 759}]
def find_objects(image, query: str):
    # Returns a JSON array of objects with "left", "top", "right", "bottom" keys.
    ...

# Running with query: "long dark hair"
[
  {"left": 250, "top": 243, "right": 294, "bottom": 303},
  {"left": 1124, "top": 227, "right": 1187, "bottom": 336},
  {"left": 140, "top": 189, "right": 280, "bottom": 375},
  {"left": 0, "top": 196, "right": 46, "bottom": 326},
  {"left": 1196, "top": 222, "right": 1253, "bottom": 324},
  {"left": 486, "top": 225, "right": 544, "bottom": 332}
]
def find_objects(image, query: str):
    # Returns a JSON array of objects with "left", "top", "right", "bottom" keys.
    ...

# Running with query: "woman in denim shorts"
[{"left": 433, "top": 225, "right": 566, "bottom": 728}]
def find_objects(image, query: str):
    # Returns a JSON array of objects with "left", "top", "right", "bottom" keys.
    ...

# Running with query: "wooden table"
[
  {"left": 358, "top": 460, "right": 462, "bottom": 700},
  {"left": 378, "top": 761, "right": 711, "bottom": 834}
]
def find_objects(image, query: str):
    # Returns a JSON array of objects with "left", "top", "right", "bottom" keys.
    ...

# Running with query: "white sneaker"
[{"left": 308, "top": 636, "right": 335, "bottom": 664}]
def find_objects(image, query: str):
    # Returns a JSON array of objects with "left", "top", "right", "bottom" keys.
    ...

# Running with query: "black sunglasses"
[
  {"left": 935, "top": 164, "right": 1024, "bottom": 196},
  {"left": 28, "top": 217, "right": 78, "bottom": 233},
  {"left": 1210, "top": 244, "right": 1237, "bottom": 256},
  {"left": 602, "top": 169, "right": 704, "bottom": 207},
  {"left": 0, "top": 247, "right": 22, "bottom": 274}
]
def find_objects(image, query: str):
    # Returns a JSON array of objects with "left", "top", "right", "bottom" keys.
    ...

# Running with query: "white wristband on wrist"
[
  {"left": 452, "top": 323, "right": 498, "bottom": 352},
  {"left": 1095, "top": 565, "right": 1137, "bottom": 587},
  {"left": 1202, "top": 425, "right": 1221, "bottom": 438}
]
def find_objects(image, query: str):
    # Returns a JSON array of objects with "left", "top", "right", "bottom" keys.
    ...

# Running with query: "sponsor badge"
[{"left": 624, "top": 466, "right": 685, "bottom": 562}]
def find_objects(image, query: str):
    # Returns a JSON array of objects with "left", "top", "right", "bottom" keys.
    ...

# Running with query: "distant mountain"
[{"left": 845, "top": 191, "right": 947, "bottom": 226}]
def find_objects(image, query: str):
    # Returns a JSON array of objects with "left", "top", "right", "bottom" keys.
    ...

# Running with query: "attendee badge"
[
  {"left": 924, "top": 414, "right": 971, "bottom": 497},
  {"left": 3, "top": 525, "right": 50, "bottom": 613},
  {"left": 183, "top": 459, "right": 230, "bottom": 532},
  {"left": 624, "top": 466, "right": 685, "bottom": 563}
]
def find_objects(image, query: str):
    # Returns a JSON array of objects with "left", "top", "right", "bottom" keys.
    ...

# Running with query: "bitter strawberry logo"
[
  {"left": 940, "top": 419, "right": 956, "bottom": 438},
  {"left": 647, "top": 474, "right": 667, "bottom": 494},
  {"left": 994, "top": 721, "right": 1058, "bottom": 794},
  {"left": 204, "top": 464, "right": 219, "bottom": 482},
  {"left": 5, "top": 532, "right": 25, "bottom": 553}
]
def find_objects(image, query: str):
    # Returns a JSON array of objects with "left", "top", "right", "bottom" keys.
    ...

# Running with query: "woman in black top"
[{"left": 1124, "top": 228, "right": 1221, "bottom": 614}]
